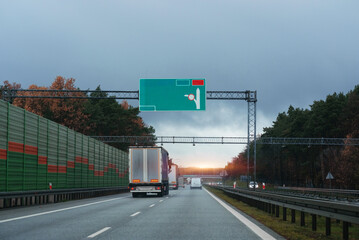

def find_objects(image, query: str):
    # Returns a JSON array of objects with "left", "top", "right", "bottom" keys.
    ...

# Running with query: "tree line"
[
  {"left": 0, "top": 76, "right": 155, "bottom": 151},
  {"left": 225, "top": 85, "right": 359, "bottom": 189}
]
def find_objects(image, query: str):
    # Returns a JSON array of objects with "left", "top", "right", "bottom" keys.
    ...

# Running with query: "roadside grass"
[{"left": 206, "top": 186, "right": 359, "bottom": 240}]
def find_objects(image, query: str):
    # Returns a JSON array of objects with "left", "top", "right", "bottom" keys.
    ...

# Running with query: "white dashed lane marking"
[
  {"left": 87, "top": 227, "right": 111, "bottom": 238},
  {"left": 130, "top": 212, "right": 141, "bottom": 217}
]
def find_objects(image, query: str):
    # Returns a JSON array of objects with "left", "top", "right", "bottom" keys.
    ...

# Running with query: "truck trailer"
[
  {"left": 178, "top": 177, "right": 185, "bottom": 188},
  {"left": 129, "top": 147, "right": 169, "bottom": 197},
  {"left": 168, "top": 164, "right": 178, "bottom": 190}
]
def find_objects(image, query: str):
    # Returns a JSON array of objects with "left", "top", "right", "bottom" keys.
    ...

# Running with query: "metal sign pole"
[{"left": 247, "top": 101, "right": 250, "bottom": 189}]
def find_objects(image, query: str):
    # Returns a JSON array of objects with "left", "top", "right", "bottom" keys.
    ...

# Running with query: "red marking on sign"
[
  {"left": 192, "top": 80, "right": 204, "bottom": 86},
  {"left": 187, "top": 94, "right": 195, "bottom": 101}
]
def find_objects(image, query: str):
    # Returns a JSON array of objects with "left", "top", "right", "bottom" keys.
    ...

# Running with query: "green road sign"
[{"left": 139, "top": 79, "right": 206, "bottom": 111}]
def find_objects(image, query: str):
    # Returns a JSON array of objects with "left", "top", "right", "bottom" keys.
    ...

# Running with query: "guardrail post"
[
  {"left": 283, "top": 207, "right": 287, "bottom": 221},
  {"left": 291, "top": 209, "right": 295, "bottom": 223},
  {"left": 311, "top": 214, "right": 317, "bottom": 231},
  {"left": 343, "top": 221, "right": 349, "bottom": 240},
  {"left": 300, "top": 211, "right": 305, "bottom": 226},
  {"left": 272, "top": 204, "right": 275, "bottom": 215},
  {"left": 326, "top": 217, "right": 331, "bottom": 236},
  {"left": 276, "top": 205, "right": 279, "bottom": 218}
]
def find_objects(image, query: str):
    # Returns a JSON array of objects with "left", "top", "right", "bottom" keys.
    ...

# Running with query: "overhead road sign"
[{"left": 139, "top": 79, "right": 206, "bottom": 111}]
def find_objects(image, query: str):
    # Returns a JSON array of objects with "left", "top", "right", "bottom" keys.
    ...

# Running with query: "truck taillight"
[
  {"left": 130, "top": 187, "right": 136, "bottom": 190},
  {"left": 174, "top": 185, "right": 177, "bottom": 187},
  {"left": 155, "top": 187, "right": 161, "bottom": 190}
]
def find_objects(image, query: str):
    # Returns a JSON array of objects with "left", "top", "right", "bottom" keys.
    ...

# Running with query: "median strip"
[{"left": 87, "top": 227, "right": 111, "bottom": 238}]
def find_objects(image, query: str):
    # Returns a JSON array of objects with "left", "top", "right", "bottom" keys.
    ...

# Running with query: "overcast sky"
[{"left": 1, "top": 1, "right": 358, "bottom": 168}]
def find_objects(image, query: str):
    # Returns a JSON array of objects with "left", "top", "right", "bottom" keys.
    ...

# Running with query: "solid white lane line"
[
  {"left": 0, "top": 196, "right": 129, "bottom": 224},
  {"left": 130, "top": 211, "right": 141, "bottom": 217},
  {"left": 204, "top": 188, "right": 276, "bottom": 240},
  {"left": 87, "top": 227, "right": 111, "bottom": 238},
  {"left": 149, "top": 204, "right": 155, "bottom": 208}
]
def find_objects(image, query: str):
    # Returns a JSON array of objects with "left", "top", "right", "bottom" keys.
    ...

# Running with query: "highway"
[{"left": 0, "top": 186, "right": 283, "bottom": 240}]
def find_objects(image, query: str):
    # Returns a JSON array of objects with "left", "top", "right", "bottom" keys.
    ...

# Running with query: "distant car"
[
  {"left": 249, "top": 181, "right": 258, "bottom": 189},
  {"left": 190, "top": 178, "right": 202, "bottom": 189}
]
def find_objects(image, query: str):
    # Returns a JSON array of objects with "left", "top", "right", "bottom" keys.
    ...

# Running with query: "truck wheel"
[
  {"left": 132, "top": 193, "right": 138, "bottom": 198},
  {"left": 158, "top": 191, "right": 163, "bottom": 197}
]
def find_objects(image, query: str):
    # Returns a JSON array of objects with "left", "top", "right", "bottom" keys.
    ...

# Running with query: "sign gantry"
[{"left": 1, "top": 85, "right": 257, "bottom": 186}]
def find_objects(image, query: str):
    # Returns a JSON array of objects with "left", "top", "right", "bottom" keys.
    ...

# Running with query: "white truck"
[
  {"left": 168, "top": 164, "right": 178, "bottom": 190},
  {"left": 129, "top": 147, "right": 169, "bottom": 197}
]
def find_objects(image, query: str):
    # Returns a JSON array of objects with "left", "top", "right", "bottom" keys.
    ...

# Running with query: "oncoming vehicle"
[
  {"left": 249, "top": 181, "right": 259, "bottom": 189},
  {"left": 190, "top": 178, "right": 202, "bottom": 189}
]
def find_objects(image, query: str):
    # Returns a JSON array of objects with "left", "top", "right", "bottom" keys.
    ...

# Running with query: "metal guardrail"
[
  {"left": 208, "top": 185, "right": 359, "bottom": 240},
  {"left": 275, "top": 186, "right": 359, "bottom": 199},
  {"left": 0, "top": 187, "right": 128, "bottom": 198},
  {"left": 0, "top": 187, "right": 129, "bottom": 209},
  {"left": 213, "top": 185, "right": 359, "bottom": 223}
]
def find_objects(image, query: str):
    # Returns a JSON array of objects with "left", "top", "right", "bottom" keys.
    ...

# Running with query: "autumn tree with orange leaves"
[{"left": 11, "top": 76, "right": 90, "bottom": 133}]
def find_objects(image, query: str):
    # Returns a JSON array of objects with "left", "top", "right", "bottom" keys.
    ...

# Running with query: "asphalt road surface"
[{"left": 0, "top": 186, "right": 283, "bottom": 240}]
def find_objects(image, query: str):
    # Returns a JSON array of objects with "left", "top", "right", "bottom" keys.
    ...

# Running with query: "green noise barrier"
[{"left": 0, "top": 100, "right": 129, "bottom": 192}]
